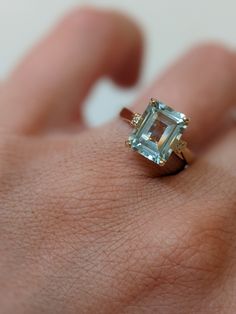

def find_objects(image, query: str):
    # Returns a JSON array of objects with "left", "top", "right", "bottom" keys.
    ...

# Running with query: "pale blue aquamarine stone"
[{"left": 129, "top": 101, "right": 188, "bottom": 165}]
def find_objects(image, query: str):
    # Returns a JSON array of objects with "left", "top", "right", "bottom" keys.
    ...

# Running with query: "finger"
[
  {"left": 133, "top": 44, "right": 236, "bottom": 151},
  {"left": 0, "top": 8, "right": 143, "bottom": 134},
  {"left": 186, "top": 128, "right": 236, "bottom": 182},
  {"left": 176, "top": 128, "right": 236, "bottom": 216},
  {"left": 80, "top": 44, "right": 236, "bottom": 179}
]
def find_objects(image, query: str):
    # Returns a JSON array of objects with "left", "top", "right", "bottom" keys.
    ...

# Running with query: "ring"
[{"left": 120, "top": 98, "right": 194, "bottom": 175}]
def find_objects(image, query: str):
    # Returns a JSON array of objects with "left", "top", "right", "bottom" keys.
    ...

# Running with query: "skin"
[{"left": 0, "top": 7, "right": 235, "bottom": 314}]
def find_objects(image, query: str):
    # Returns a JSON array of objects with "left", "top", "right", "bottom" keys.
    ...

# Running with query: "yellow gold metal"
[
  {"left": 120, "top": 108, "right": 142, "bottom": 128},
  {"left": 125, "top": 140, "right": 131, "bottom": 148},
  {"left": 183, "top": 117, "right": 190, "bottom": 125},
  {"left": 170, "top": 139, "right": 194, "bottom": 163},
  {"left": 159, "top": 160, "right": 166, "bottom": 167},
  {"left": 171, "top": 139, "right": 187, "bottom": 155},
  {"left": 150, "top": 98, "right": 158, "bottom": 106},
  {"left": 180, "top": 147, "right": 195, "bottom": 165}
]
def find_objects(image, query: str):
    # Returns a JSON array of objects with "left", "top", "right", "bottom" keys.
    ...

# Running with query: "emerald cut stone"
[{"left": 129, "top": 100, "right": 188, "bottom": 165}]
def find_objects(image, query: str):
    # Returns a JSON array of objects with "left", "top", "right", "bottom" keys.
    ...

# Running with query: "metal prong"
[
  {"left": 183, "top": 117, "right": 190, "bottom": 125},
  {"left": 150, "top": 98, "right": 158, "bottom": 106},
  {"left": 159, "top": 159, "right": 166, "bottom": 167},
  {"left": 125, "top": 140, "right": 131, "bottom": 148}
]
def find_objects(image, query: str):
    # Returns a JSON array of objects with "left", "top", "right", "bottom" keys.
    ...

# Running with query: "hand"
[{"left": 0, "top": 7, "right": 235, "bottom": 314}]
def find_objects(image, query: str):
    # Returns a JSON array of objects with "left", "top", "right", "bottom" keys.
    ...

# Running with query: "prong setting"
[
  {"left": 121, "top": 99, "right": 190, "bottom": 166},
  {"left": 183, "top": 117, "right": 190, "bottom": 125},
  {"left": 150, "top": 98, "right": 158, "bottom": 106},
  {"left": 125, "top": 140, "right": 131, "bottom": 148},
  {"left": 159, "top": 159, "right": 166, "bottom": 167}
]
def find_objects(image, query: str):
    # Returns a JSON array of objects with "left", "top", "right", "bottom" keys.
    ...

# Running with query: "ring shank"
[
  {"left": 120, "top": 108, "right": 136, "bottom": 124},
  {"left": 157, "top": 152, "right": 186, "bottom": 176}
]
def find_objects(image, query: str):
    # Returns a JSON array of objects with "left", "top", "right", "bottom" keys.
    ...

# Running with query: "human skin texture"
[{"left": 0, "top": 7, "right": 236, "bottom": 314}]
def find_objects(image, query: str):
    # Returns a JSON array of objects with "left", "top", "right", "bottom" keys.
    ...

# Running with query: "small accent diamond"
[{"left": 131, "top": 113, "right": 142, "bottom": 127}]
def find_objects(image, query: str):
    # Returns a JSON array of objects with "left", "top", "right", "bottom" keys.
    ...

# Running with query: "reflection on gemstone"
[
  {"left": 129, "top": 100, "right": 188, "bottom": 165},
  {"left": 150, "top": 119, "right": 166, "bottom": 143}
]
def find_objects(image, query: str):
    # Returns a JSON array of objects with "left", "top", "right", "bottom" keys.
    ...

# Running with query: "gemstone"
[{"left": 128, "top": 100, "right": 188, "bottom": 165}]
